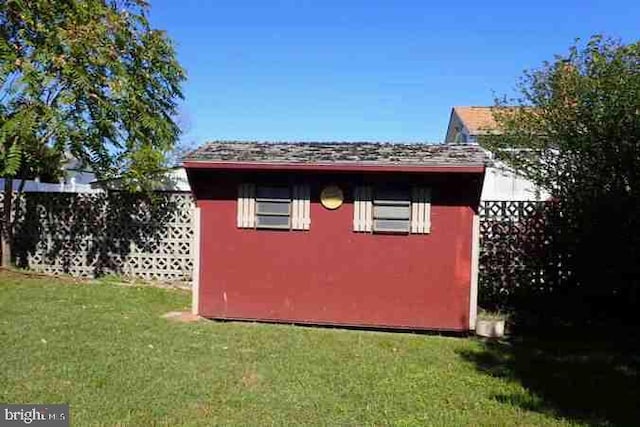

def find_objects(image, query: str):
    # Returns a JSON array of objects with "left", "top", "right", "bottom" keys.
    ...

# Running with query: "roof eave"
[{"left": 182, "top": 161, "right": 485, "bottom": 173}]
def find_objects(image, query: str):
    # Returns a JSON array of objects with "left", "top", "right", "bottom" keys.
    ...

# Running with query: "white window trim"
[
  {"left": 411, "top": 187, "right": 431, "bottom": 233},
  {"left": 237, "top": 183, "right": 256, "bottom": 228},
  {"left": 191, "top": 205, "right": 201, "bottom": 315},
  {"left": 469, "top": 213, "right": 480, "bottom": 329},
  {"left": 353, "top": 186, "right": 373, "bottom": 232},
  {"left": 354, "top": 185, "right": 430, "bottom": 234},
  {"left": 237, "top": 183, "right": 310, "bottom": 231},
  {"left": 292, "top": 184, "right": 311, "bottom": 230}
]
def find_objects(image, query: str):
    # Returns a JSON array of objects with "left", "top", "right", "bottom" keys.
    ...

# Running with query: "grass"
[
  {"left": 477, "top": 308, "right": 508, "bottom": 321},
  {"left": 0, "top": 271, "right": 579, "bottom": 426},
  {"left": 461, "top": 336, "right": 640, "bottom": 427}
]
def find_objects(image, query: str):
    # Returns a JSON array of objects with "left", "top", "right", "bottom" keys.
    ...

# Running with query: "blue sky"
[{"left": 149, "top": 0, "right": 639, "bottom": 144}]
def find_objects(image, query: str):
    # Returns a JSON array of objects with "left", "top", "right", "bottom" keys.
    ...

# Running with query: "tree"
[
  {"left": 0, "top": 0, "right": 185, "bottom": 266},
  {"left": 481, "top": 36, "right": 640, "bottom": 324}
]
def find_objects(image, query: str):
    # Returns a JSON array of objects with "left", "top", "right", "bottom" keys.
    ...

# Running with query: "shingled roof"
[
  {"left": 452, "top": 106, "right": 499, "bottom": 135},
  {"left": 183, "top": 141, "right": 489, "bottom": 167}
]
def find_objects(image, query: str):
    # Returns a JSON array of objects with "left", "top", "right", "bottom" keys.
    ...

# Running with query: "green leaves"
[
  {"left": 480, "top": 36, "right": 640, "bottom": 319},
  {"left": 3, "top": 141, "right": 22, "bottom": 176},
  {"left": 0, "top": 109, "right": 32, "bottom": 177},
  {"left": 0, "top": 0, "right": 185, "bottom": 186},
  {"left": 481, "top": 36, "right": 640, "bottom": 198}
]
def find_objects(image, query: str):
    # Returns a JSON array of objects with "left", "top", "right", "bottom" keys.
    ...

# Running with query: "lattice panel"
[
  {"left": 478, "top": 200, "right": 552, "bottom": 309},
  {"left": 480, "top": 200, "right": 546, "bottom": 220},
  {"left": 5, "top": 192, "right": 195, "bottom": 283}
]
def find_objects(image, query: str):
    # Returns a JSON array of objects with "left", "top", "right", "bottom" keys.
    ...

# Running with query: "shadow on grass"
[
  {"left": 477, "top": 199, "right": 640, "bottom": 425},
  {"left": 459, "top": 330, "right": 640, "bottom": 426}
]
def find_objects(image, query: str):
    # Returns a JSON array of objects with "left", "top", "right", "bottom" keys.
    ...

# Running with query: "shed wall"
[{"left": 191, "top": 170, "right": 481, "bottom": 331}]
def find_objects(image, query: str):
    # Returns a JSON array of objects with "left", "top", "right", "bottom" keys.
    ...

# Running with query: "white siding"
[{"left": 481, "top": 165, "right": 550, "bottom": 201}]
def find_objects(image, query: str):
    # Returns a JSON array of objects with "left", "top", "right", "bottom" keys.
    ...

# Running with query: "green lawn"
[{"left": 0, "top": 271, "right": 576, "bottom": 426}]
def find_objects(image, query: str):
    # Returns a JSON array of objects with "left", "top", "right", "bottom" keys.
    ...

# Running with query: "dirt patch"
[
  {"left": 162, "top": 311, "right": 202, "bottom": 323},
  {"left": 193, "top": 402, "right": 215, "bottom": 417},
  {"left": 241, "top": 370, "right": 262, "bottom": 389}
]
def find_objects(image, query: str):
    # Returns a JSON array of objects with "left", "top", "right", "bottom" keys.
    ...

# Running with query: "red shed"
[{"left": 184, "top": 142, "right": 486, "bottom": 332}]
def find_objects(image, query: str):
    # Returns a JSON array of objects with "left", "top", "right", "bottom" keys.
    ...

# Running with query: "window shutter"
[
  {"left": 237, "top": 183, "right": 256, "bottom": 228},
  {"left": 353, "top": 186, "right": 373, "bottom": 232},
  {"left": 292, "top": 184, "right": 311, "bottom": 230},
  {"left": 411, "top": 187, "right": 431, "bottom": 234},
  {"left": 291, "top": 186, "right": 300, "bottom": 230}
]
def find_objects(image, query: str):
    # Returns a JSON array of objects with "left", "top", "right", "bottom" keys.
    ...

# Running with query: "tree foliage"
[
  {"left": 0, "top": 0, "right": 185, "bottom": 266},
  {"left": 0, "top": 0, "right": 186, "bottom": 185},
  {"left": 483, "top": 36, "right": 640, "bottom": 195},
  {"left": 481, "top": 36, "right": 640, "bottom": 324}
]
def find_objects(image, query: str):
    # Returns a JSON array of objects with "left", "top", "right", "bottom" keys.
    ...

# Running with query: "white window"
[
  {"left": 237, "top": 183, "right": 310, "bottom": 230},
  {"left": 353, "top": 185, "right": 430, "bottom": 234}
]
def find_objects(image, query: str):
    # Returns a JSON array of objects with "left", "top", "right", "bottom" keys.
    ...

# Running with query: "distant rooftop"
[
  {"left": 452, "top": 106, "right": 499, "bottom": 135},
  {"left": 183, "top": 141, "right": 489, "bottom": 167}
]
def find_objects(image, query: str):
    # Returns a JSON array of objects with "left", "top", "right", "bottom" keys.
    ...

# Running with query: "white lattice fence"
[
  {"left": 478, "top": 200, "right": 550, "bottom": 309},
  {"left": 6, "top": 192, "right": 195, "bottom": 282}
]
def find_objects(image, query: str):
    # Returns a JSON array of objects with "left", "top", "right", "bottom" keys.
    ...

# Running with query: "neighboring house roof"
[
  {"left": 183, "top": 141, "right": 489, "bottom": 169},
  {"left": 444, "top": 106, "right": 506, "bottom": 143},
  {"left": 452, "top": 106, "right": 498, "bottom": 135}
]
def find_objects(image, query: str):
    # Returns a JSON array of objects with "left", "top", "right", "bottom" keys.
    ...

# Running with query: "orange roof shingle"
[{"left": 453, "top": 106, "right": 499, "bottom": 135}]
